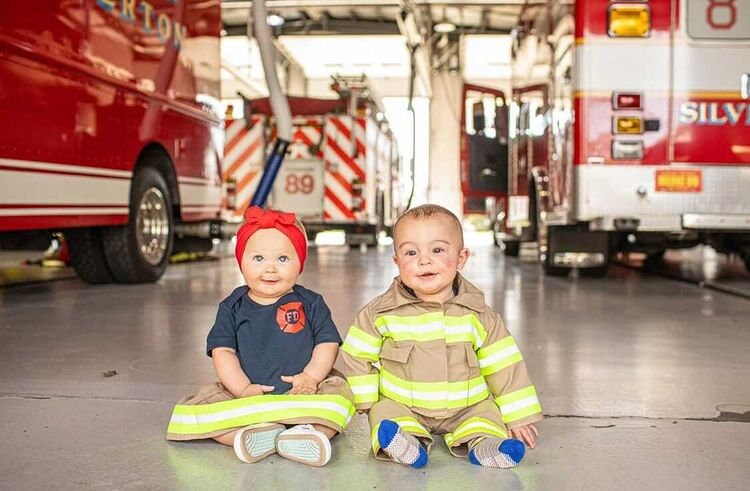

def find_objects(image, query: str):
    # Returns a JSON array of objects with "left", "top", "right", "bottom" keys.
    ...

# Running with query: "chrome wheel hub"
[{"left": 135, "top": 187, "right": 169, "bottom": 265}]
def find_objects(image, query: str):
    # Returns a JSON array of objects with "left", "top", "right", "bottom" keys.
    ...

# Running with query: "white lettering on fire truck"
[{"left": 678, "top": 102, "right": 749, "bottom": 126}]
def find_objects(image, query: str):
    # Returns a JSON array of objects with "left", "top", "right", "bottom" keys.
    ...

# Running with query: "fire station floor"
[{"left": 1, "top": 244, "right": 749, "bottom": 490}]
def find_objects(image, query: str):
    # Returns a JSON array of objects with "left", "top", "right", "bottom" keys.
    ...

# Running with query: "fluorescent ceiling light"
[
  {"left": 266, "top": 14, "right": 285, "bottom": 27},
  {"left": 434, "top": 22, "right": 456, "bottom": 33}
]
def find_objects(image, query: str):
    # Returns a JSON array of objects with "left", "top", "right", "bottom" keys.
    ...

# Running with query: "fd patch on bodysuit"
[{"left": 277, "top": 301, "right": 306, "bottom": 333}]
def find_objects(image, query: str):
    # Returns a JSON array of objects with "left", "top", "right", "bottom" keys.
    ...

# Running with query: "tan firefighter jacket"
[{"left": 341, "top": 273, "right": 543, "bottom": 429}]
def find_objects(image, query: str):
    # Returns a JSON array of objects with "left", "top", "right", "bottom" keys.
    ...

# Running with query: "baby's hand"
[
  {"left": 239, "top": 384, "right": 275, "bottom": 397},
  {"left": 509, "top": 423, "right": 539, "bottom": 449},
  {"left": 281, "top": 372, "right": 318, "bottom": 395}
]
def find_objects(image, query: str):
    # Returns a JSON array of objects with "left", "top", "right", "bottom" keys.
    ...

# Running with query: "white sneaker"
[
  {"left": 275, "top": 424, "right": 332, "bottom": 467},
  {"left": 233, "top": 423, "right": 286, "bottom": 463}
]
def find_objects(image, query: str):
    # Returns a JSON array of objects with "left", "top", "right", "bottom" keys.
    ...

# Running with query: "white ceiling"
[
  {"left": 221, "top": 1, "right": 523, "bottom": 36},
  {"left": 279, "top": 35, "right": 411, "bottom": 79},
  {"left": 463, "top": 35, "right": 512, "bottom": 81},
  {"left": 220, "top": 33, "right": 512, "bottom": 99}
]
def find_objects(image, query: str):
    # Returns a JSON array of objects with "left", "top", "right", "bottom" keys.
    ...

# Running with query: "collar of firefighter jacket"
[{"left": 375, "top": 273, "right": 487, "bottom": 313}]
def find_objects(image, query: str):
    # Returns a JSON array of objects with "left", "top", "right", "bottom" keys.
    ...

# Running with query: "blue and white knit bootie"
[
  {"left": 469, "top": 437, "right": 525, "bottom": 468},
  {"left": 377, "top": 419, "right": 428, "bottom": 468}
]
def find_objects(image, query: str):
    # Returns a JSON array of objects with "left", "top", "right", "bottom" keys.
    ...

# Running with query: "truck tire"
[
  {"left": 102, "top": 166, "right": 174, "bottom": 283},
  {"left": 66, "top": 227, "right": 114, "bottom": 284},
  {"left": 501, "top": 239, "right": 520, "bottom": 257},
  {"left": 492, "top": 219, "right": 520, "bottom": 256},
  {"left": 645, "top": 249, "right": 666, "bottom": 264},
  {"left": 544, "top": 225, "right": 610, "bottom": 277},
  {"left": 540, "top": 225, "right": 572, "bottom": 276}
]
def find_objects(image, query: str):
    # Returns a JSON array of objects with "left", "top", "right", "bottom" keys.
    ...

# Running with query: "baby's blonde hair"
[{"left": 393, "top": 204, "right": 464, "bottom": 248}]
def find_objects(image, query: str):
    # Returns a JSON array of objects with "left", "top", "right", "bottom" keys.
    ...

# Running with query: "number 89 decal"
[{"left": 285, "top": 173, "right": 315, "bottom": 194}]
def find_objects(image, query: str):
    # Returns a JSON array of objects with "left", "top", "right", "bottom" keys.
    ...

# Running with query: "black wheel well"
[{"left": 134, "top": 143, "right": 180, "bottom": 219}]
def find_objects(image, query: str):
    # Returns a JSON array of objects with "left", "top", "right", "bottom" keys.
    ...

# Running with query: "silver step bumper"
[
  {"left": 552, "top": 252, "right": 607, "bottom": 267},
  {"left": 682, "top": 213, "right": 750, "bottom": 230}
]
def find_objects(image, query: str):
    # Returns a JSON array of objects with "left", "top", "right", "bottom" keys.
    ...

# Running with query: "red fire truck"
[
  {"left": 0, "top": 1, "right": 224, "bottom": 283},
  {"left": 223, "top": 76, "right": 407, "bottom": 246},
  {"left": 499, "top": 0, "right": 750, "bottom": 276},
  {"left": 461, "top": 83, "right": 510, "bottom": 221}
]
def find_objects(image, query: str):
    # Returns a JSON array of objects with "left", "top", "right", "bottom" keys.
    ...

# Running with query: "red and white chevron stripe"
[
  {"left": 222, "top": 118, "right": 264, "bottom": 217},
  {"left": 322, "top": 115, "right": 367, "bottom": 221},
  {"left": 289, "top": 118, "right": 325, "bottom": 160},
  {"left": 229, "top": 114, "right": 381, "bottom": 224}
]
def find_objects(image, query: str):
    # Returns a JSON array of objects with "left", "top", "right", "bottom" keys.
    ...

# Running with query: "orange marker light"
[
  {"left": 613, "top": 116, "right": 644, "bottom": 134},
  {"left": 608, "top": 5, "right": 651, "bottom": 38}
]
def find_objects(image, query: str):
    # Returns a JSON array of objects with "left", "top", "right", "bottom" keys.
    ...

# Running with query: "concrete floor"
[{"left": 1, "top": 245, "right": 749, "bottom": 490}]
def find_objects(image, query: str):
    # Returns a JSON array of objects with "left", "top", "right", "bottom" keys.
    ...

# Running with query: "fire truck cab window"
[
  {"left": 465, "top": 92, "right": 502, "bottom": 139},
  {"left": 517, "top": 97, "right": 546, "bottom": 138}
]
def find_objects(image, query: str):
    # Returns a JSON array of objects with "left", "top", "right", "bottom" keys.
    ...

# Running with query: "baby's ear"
[{"left": 457, "top": 248, "right": 470, "bottom": 269}]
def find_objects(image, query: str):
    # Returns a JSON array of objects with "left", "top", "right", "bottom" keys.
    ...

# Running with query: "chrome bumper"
[
  {"left": 552, "top": 252, "right": 606, "bottom": 267},
  {"left": 682, "top": 213, "right": 750, "bottom": 230}
]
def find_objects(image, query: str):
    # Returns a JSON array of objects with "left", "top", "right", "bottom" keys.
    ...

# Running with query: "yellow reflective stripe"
[
  {"left": 473, "top": 315, "right": 489, "bottom": 347},
  {"left": 341, "top": 326, "right": 382, "bottom": 362},
  {"left": 443, "top": 315, "right": 484, "bottom": 347},
  {"left": 167, "top": 394, "right": 355, "bottom": 435},
  {"left": 501, "top": 402, "right": 542, "bottom": 424},
  {"left": 169, "top": 394, "right": 349, "bottom": 416},
  {"left": 375, "top": 312, "right": 445, "bottom": 342},
  {"left": 168, "top": 395, "right": 354, "bottom": 424},
  {"left": 352, "top": 393, "right": 378, "bottom": 405},
  {"left": 495, "top": 386, "right": 542, "bottom": 424},
  {"left": 495, "top": 386, "right": 538, "bottom": 406},
  {"left": 466, "top": 388, "right": 492, "bottom": 408},
  {"left": 347, "top": 373, "right": 379, "bottom": 388},
  {"left": 374, "top": 312, "right": 488, "bottom": 347},
  {"left": 381, "top": 370, "right": 487, "bottom": 393},
  {"left": 346, "top": 374, "right": 380, "bottom": 405},
  {"left": 443, "top": 417, "right": 507, "bottom": 447},
  {"left": 476, "top": 336, "right": 523, "bottom": 376},
  {"left": 371, "top": 416, "right": 430, "bottom": 453},
  {"left": 445, "top": 314, "right": 488, "bottom": 348},
  {"left": 379, "top": 370, "right": 490, "bottom": 410}
]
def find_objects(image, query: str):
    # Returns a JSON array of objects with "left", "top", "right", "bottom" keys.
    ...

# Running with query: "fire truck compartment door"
[
  {"left": 672, "top": 0, "right": 750, "bottom": 165},
  {"left": 271, "top": 159, "right": 325, "bottom": 218}
]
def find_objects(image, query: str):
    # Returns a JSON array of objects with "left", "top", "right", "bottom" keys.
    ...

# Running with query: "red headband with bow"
[{"left": 235, "top": 206, "right": 308, "bottom": 273}]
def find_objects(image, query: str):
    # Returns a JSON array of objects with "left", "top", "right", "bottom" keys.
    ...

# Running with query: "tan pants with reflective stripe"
[
  {"left": 166, "top": 376, "right": 353, "bottom": 441},
  {"left": 368, "top": 398, "right": 508, "bottom": 459}
]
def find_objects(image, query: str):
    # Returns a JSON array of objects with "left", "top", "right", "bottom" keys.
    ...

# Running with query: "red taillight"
[
  {"left": 612, "top": 92, "right": 645, "bottom": 161},
  {"left": 351, "top": 178, "right": 364, "bottom": 212},
  {"left": 226, "top": 176, "right": 237, "bottom": 210},
  {"left": 612, "top": 92, "right": 642, "bottom": 110}
]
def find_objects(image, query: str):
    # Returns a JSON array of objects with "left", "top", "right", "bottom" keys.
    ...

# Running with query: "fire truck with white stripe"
[
  {"left": 0, "top": 1, "right": 224, "bottom": 283},
  {"left": 223, "top": 76, "right": 407, "bottom": 246},
  {"left": 498, "top": 0, "right": 750, "bottom": 276}
]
